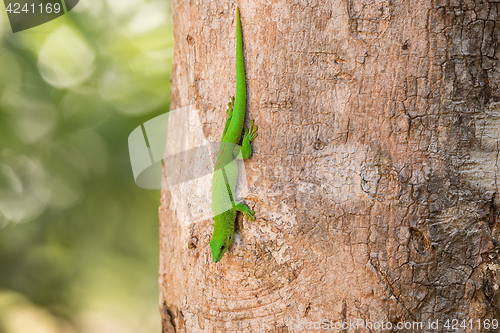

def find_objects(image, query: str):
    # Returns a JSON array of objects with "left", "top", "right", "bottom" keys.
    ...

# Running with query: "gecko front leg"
[{"left": 232, "top": 202, "right": 255, "bottom": 220}]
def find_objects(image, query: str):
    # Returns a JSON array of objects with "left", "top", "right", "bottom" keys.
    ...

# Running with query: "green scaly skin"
[{"left": 209, "top": 7, "right": 258, "bottom": 263}]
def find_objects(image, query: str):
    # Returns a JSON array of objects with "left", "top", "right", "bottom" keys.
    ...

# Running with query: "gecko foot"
[
  {"left": 243, "top": 119, "right": 258, "bottom": 143},
  {"left": 233, "top": 202, "right": 256, "bottom": 221},
  {"left": 226, "top": 96, "right": 235, "bottom": 118},
  {"left": 244, "top": 209, "right": 255, "bottom": 221}
]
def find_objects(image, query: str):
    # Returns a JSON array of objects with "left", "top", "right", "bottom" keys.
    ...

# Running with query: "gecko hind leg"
[
  {"left": 222, "top": 96, "right": 235, "bottom": 136},
  {"left": 241, "top": 119, "right": 258, "bottom": 159}
]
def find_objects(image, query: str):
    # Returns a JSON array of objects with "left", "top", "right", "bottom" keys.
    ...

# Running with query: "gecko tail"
[{"left": 224, "top": 6, "right": 247, "bottom": 144}]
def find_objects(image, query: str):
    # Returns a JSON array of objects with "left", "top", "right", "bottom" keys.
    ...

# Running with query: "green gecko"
[{"left": 209, "top": 7, "right": 258, "bottom": 263}]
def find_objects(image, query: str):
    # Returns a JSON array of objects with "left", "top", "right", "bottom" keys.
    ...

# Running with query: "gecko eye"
[{"left": 220, "top": 245, "right": 225, "bottom": 250}]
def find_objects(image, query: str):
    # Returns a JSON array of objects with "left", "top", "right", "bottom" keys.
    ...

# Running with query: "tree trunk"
[{"left": 160, "top": 0, "right": 500, "bottom": 332}]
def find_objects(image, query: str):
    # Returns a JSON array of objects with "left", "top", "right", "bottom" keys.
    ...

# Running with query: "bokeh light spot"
[{"left": 37, "top": 26, "right": 95, "bottom": 88}]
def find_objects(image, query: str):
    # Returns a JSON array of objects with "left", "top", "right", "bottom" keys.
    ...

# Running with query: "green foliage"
[{"left": 0, "top": 1, "right": 172, "bottom": 331}]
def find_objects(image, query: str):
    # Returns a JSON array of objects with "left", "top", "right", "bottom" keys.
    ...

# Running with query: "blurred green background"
[{"left": 0, "top": 0, "right": 173, "bottom": 332}]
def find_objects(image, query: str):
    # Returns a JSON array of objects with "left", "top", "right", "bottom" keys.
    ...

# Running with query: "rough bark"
[{"left": 160, "top": 0, "right": 500, "bottom": 332}]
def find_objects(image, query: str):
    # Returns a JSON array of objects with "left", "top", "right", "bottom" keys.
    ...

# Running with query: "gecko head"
[{"left": 209, "top": 233, "right": 233, "bottom": 263}]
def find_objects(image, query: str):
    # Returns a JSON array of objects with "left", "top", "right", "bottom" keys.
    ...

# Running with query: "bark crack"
[{"left": 369, "top": 256, "right": 418, "bottom": 322}]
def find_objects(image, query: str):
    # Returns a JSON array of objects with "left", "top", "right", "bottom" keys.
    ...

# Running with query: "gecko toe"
[{"left": 244, "top": 209, "right": 255, "bottom": 220}]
